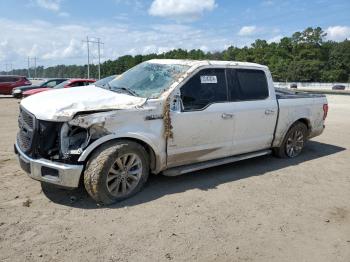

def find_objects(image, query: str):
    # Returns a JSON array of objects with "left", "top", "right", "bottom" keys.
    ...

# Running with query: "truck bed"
[
  {"left": 272, "top": 87, "right": 327, "bottom": 148},
  {"left": 275, "top": 88, "right": 326, "bottom": 99}
]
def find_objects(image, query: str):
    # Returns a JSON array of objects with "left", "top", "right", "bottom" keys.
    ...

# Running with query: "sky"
[{"left": 0, "top": 0, "right": 349, "bottom": 70}]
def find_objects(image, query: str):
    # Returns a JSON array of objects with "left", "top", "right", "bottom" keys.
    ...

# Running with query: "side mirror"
[{"left": 170, "top": 94, "right": 183, "bottom": 112}]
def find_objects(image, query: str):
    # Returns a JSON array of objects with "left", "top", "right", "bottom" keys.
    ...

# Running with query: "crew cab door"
[
  {"left": 226, "top": 68, "right": 278, "bottom": 155},
  {"left": 167, "top": 68, "right": 235, "bottom": 168}
]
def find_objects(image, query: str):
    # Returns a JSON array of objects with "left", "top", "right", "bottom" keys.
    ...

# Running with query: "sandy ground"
[{"left": 0, "top": 95, "right": 349, "bottom": 262}]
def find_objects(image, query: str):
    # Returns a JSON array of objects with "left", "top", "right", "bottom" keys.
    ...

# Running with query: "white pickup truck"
[{"left": 15, "top": 59, "right": 328, "bottom": 204}]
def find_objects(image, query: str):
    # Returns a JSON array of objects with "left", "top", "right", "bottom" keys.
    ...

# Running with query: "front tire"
[
  {"left": 12, "top": 93, "right": 22, "bottom": 99},
  {"left": 273, "top": 122, "right": 308, "bottom": 158},
  {"left": 84, "top": 140, "right": 149, "bottom": 205}
]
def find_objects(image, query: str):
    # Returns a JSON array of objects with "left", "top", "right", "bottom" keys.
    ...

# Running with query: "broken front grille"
[{"left": 17, "top": 107, "right": 36, "bottom": 153}]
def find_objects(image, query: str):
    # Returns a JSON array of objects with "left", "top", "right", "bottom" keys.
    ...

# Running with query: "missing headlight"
[{"left": 60, "top": 123, "right": 90, "bottom": 157}]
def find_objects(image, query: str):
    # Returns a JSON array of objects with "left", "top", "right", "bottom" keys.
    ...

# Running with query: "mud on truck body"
[{"left": 15, "top": 59, "right": 328, "bottom": 204}]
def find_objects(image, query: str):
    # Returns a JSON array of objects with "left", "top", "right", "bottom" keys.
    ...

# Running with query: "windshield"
[
  {"left": 108, "top": 62, "right": 190, "bottom": 98},
  {"left": 95, "top": 75, "right": 117, "bottom": 88},
  {"left": 53, "top": 80, "right": 70, "bottom": 89},
  {"left": 40, "top": 80, "right": 55, "bottom": 87},
  {"left": 38, "top": 80, "right": 48, "bottom": 87}
]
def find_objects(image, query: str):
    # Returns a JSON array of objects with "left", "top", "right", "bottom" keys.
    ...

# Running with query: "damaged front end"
[
  {"left": 19, "top": 111, "right": 113, "bottom": 164},
  {"left": 15, "top": 108, "right": 92, "bottom": 188},
  {"left": 15, "top": 107, "right": 116, "bottom": 188},
  {"left": 60, "top": 123, "right": 90, "bottom": 158},
  {"left": 59, "top": 111, "right": 113, "bottom": 162}
]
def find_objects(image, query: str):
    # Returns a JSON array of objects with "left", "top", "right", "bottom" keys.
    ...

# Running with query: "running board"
[{"left": 163, "top": 149, "right": 272, "bottom": 177}]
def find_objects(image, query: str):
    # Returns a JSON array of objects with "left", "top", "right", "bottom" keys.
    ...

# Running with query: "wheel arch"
[
  {"left": 78, "top": 134, "right": 161, "bottom": 173},
  {"left": 296, "top": 118, "right": 311, "bottom": 134},
  {"left": 274, "top": 118, "right": 311, "bottom": 148}
]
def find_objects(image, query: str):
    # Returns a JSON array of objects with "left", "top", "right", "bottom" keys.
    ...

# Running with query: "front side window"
[
  {"left": 181, "top": 68, "right": 228, "bottom": 111},
  {"left": 109, "top": 62, "right": 190, "bottom": 98}
]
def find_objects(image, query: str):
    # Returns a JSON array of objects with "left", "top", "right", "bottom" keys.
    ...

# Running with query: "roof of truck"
[{"left": 148, "top": 59, "right": 267, "bottom": 69}]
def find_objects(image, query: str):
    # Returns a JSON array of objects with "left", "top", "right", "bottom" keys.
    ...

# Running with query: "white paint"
[
  {"left": 20, "top": 59, "right": 327, "bottom": 174},
  {"left": 167, "top": 65, "right": 279, "bottom": 167},
  {"left": 20, "top": 85, "right": 146, "bottom": 121}
]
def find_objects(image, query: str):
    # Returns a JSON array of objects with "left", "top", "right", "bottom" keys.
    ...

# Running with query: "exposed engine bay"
[{"left": 17, "top": 108, "right": 111, "bottom": 163}]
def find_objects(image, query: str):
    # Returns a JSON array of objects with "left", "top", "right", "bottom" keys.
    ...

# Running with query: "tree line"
[{"left": 2, "top": 27, "right": 350, "bottom": 82}]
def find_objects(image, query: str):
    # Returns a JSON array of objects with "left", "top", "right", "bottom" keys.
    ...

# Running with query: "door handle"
[
  {"left": 265, "top": 109, "right": 275, "bottom": 115},
  {"left": 221, "top": 113, "right": 234, "bottom": 119}
]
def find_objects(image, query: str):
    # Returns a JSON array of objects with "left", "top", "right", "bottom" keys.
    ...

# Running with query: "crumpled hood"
[{"left": 20, "top": 85, "right": 146, "bottom": 121}]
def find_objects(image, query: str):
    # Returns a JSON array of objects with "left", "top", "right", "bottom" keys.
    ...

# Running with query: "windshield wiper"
[
  {"left": 104, "top": 82, "right": 112, "bottom": 89},
  {"left": 95, "top": 83, "right": 105, "bottom": 88},
  {"left": 112, "top": 86, "right": 139, "bottom": 97}
]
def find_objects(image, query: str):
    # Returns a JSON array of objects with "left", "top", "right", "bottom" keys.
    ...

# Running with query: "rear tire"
[
  {"left": 84, "top": 140, "right": 149, "bottom": 205},
  {"left": 273, "top": 122, "right": 308, "bottom": 158}
]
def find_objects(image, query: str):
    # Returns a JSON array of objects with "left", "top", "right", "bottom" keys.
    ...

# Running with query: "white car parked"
[{"left": 15, "top": 59, "right": 328, "bottom": 204}]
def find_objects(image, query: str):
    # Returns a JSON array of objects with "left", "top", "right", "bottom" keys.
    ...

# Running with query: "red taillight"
[{"left": 323, "top": 104, "right": 328, "bottom": 120}]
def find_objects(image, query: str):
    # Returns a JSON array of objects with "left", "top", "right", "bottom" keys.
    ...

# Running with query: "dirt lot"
[{"left": 0, "top": 95, "right": 349, "bottom": 262}]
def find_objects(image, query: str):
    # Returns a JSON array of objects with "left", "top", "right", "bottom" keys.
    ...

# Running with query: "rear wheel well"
[
  {"left": 295, "top": 118, "right": 311, "bottom": 135},
  {"left": 273, "top": 118, "right": 310, "bottom": 150}
]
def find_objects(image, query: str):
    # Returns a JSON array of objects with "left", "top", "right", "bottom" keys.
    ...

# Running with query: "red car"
[
  {"left": 23, "top": 79, "right": 96, "bottom": 97},
  {"left": 0, "top": 75, "right": 31, "bottom": 95}
]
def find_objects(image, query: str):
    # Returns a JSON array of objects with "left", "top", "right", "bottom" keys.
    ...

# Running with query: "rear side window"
[
  {"left": 181, "top": 68, "right": 228, "bottom": 111},
  {"left": 235, "top": 69, "right": 268, "bottom": 100}
]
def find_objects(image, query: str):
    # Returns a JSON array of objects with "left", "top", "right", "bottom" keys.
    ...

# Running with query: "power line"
[
  {"left": 27, "top": 56, "right": 39, "bottom": 78},
  {"left": 34, "top": 57, "right": 37, "bottom": 78},
  {"left": 3, "top": 63, "right": 13, "bottom": 75},
  {"left": 97, "top": 38, "right": 102, "bottom": 80},
  {"left": 82, "top": 36, "right": 104, "bottom": 79}
]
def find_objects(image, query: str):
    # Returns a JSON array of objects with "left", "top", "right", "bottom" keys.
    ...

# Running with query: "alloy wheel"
[{"left": 106, "top": 153, "right": 143, "bottom": 196}]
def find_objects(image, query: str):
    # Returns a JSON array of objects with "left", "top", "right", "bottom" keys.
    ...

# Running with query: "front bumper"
[{"left": 14, "top": 142, "right": 83, "bottom": 188}]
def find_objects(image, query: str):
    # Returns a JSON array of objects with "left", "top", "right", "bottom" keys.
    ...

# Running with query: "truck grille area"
[
  {"left": 16, "top": 108, "right": 84, "bottom": 164},
  {"left": 17, "top": 107, "right": 36, "bottom": 154}
]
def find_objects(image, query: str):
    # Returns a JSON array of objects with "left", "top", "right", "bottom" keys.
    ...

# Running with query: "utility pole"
[
  {"left": 82, "top": 36, "right": 104, "bottom": 79},
  {"left": 27, "top": 56, "right": 31, "bottom": 79},
  {"left": 87, "top": 36, "right": 90, "bottom": 79},
  {"left": 97, "top": 38, "right": 101, "bottom": 80},
  {"left": 82, "top": 36, "right": 90, "bottom": 78},
  {"left": 5, "top": 63, "right": 13, "bottom": 75},
  {"left": 34, "top": 57, "right": 37, "bottom": 78}
]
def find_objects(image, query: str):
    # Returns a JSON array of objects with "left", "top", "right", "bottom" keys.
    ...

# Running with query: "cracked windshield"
[{"left": 108, "top": 62, "right": 190, "bottom": 98}]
